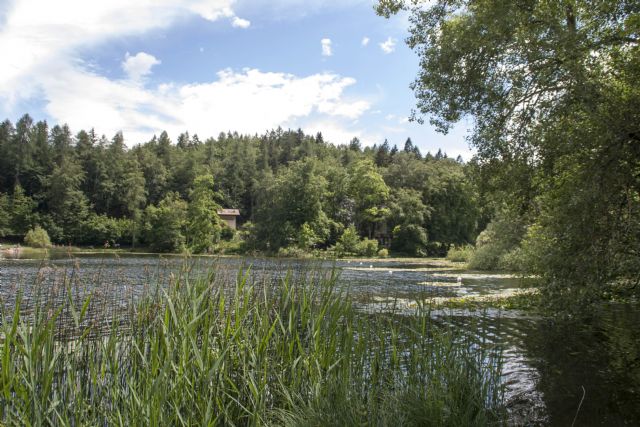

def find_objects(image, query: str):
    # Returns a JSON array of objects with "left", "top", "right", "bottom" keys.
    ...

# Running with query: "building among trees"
[{"left": 217, "top": 209, "right": 240, "bottom": 229}]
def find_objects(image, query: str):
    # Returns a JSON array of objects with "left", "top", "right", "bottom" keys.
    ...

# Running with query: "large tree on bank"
[{"left": 377, "top": 0, "right": 640, "bottom": 304}]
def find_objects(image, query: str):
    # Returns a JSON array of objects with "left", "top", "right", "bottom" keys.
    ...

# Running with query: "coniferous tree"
[
  {"left": 0, "top": 192, "right": 10, "bottom": 236},
  {"left": 10, "top": 184, "right": 36, "bottom": 236}
]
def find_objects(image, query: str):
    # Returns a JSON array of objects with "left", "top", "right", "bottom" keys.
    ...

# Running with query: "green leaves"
[
  {"left": 187, "top": 174, "right": 221, "bottom": 254},
  {"left": 379, "top": 0, "right": 640, "bottom": 301},
  {"left": 143, "top": 192, "right": 188, "bottom": 252}
]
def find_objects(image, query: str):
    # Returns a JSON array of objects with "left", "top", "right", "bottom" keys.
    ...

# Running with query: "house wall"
[{"left": 220, "top": 215, "right": 237, "bottom": 230}]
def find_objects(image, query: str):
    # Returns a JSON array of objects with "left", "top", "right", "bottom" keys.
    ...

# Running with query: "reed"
[{"left": 0, "top": 261, "right": 505, "bottom": 426}]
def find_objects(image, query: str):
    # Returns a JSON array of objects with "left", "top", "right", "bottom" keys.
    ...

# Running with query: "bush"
[
  {"left": 296, "top": 222, "right": 319, "bottom": 249},
  {"left": 80, "top": 214, "right": 129, "bottom": 246},
  {"left": 335, "top": 225, "right": 360, "bottom": 254},
  {"left": 377, "top": 248, "right": 389, "bottom": 258},
  {"left": 24, "top": 226, "right": 51, "bottom": 248},
  {"left": 497, "top": 247, "right": 526, "bottom": 271},
  {"left": 333, "top": 226, "right": 379, "bottom": 257},
  {"left": 390, "top": 224, "right": 428, "bottom": 256},
  {"left": 220, "top": 225, "right": 235, "bottom": 241},
  {"left": 357, "top": 238, "right": 379, "bottom": 257},
  {"left": 235, "top": 221, "right": 258, "bottom": 250},
  {"left": 277, "top": 246, "right": 309, "bottom": 258},
  {"left": 425, "top": 241, "right": 448, "bottom": 257},
  {"left": 468, "top": 212, "right": 526, "bottom": 270},
  {"left": 141, "top": 193, "right": 187, "bottom": 253},
  {"left": 215, "top": 240, "right": 244, "bottom": 255},
  {"left": 446, "top": 245, "right": 475, "bottom": 262}
]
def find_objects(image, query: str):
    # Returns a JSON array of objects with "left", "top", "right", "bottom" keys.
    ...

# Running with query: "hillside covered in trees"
[{"left": 0, "top": 114, "right": 481, "bottom": 256}]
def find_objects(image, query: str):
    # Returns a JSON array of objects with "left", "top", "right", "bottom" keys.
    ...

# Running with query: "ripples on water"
[{"left": 0, "top": 253, "right": 638, "bottom": 425}]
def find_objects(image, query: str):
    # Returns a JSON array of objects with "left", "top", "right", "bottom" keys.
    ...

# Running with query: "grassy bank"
[{"left": 0, "top": 263, "right": 505, "bottom": 426}]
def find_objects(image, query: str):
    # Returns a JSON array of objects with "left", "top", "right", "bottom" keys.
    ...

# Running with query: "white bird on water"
[{"left": 456, "top": 276, "right": 463, "bottom": 284}]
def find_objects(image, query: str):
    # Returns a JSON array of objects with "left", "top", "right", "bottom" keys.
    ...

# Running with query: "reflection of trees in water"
[
  {"left": 521, "top": 305, "right": 640, "bottom": 426},
  {"left": 439, "top": 309, "right": 640, "bottom": 426}
]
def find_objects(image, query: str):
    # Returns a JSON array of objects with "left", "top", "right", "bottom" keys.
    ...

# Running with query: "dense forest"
[{"left": 0, "top": 115, "right": 481, "bottom": 256}]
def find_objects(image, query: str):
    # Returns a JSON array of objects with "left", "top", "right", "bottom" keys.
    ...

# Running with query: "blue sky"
[{"left": 0, "top": 0, "right": 472, "bottom": 158}]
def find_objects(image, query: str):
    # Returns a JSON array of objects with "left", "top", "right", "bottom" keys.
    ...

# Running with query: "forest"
[{"left": 0, "top": 117, "right": 481, "bottom": 257}]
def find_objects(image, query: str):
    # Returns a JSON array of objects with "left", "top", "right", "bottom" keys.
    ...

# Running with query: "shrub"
[
  {"left": 497, "top": 247, "right": 526, "bottom": 271},
  {"left": 220, "top": 225, "right": 235, "bottom": 241},
  {"left": 277, "top": 246, "right": 309, "bottom": 258},
  {"left": 357, "top": 238, "right": 379, "bottom": 257},
  {"left": 142, "top": 193, "right": 187, "bottom": 252},
  {"left": 425, "top": 241, "right": 448, "bottom": 257},
  {"left": 468, "top": 212, "right": 526, "bottom": 270},
  {"left": 336, "top": 225, "right": 360, "bottom": 254},
  {"left": 24, "top": 226, "right": 51, "bottom": 248},
  {"left": 80, "top": 214, "right": 128, "bottom": 246},
  {"left": 446, "top": 245, "right": 475, "bottom": 262},
  {"left": 215, "top": 240, "right": 244, "bottom": 255},
  {"left": 296, "top": 222, "right": 319, "bottom": 249},
  {"left": 235, "top": 221, "right": 258, "bottom": 250},
  {"left": 390, "top": 224, "right": 428, "bottom": 256},
  {"left": 377, "top": 248, "right": 389, "bottom": 258},
  {"left": 468, "top": 244, "right": 502, "bottom": 270}
]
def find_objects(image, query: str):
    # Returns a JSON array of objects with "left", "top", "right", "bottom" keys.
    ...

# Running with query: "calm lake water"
[{"left": 1, "top": 253, "right": 638, "bottom": 426}]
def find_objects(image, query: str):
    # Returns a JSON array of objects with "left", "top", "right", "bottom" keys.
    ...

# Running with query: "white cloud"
[
  {"left": 384, "top": 113, "right": 410, "bottom": 125},
  {"left": 174, "top": 69, "right": 368, "bottom": 135},
  {"left": 0, "top": 0, "right": 236, "bottom": 100},
  {"left": 379, "top": 37, "right": 396, "bottom": 54},
  {"left": 0, "top": 0, "right": 374, "bottom": 146},
  {"left": 122, "top": 52, "right": 160, "bottom": 81},
  {"left": 231, "top": 16, "right": 251, "bottom": 28},
  {"left": 321, "top": 38, "right": 332, "bottom": 56},
  {"left": 361, "top": 36, "right": 369, "bottom": 46},
  {"left": 27, "top": 62, "right": 370, "bottom": 144}
]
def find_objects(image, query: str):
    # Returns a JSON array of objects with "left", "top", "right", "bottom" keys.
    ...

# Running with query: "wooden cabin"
[{"left": 217, "top": 209, "right": 240, "bottom": 229}]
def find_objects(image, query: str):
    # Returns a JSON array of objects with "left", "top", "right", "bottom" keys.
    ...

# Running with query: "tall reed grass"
[{"left": 0, "top": 261, "right": 505, "bottom": 426}]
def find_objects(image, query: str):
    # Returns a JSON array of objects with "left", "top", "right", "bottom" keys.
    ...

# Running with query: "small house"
[{"left": 217, "top": 209, "right": 240, "bottom": 229}]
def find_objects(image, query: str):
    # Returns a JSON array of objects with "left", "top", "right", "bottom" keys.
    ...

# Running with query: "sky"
[{"left": 0, "top": 0, "right": 473, "bottom": 159}]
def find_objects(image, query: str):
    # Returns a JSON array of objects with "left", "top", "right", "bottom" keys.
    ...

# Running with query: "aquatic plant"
[{"left": 0, "top": 262, "right": 505, "bottom": 425}]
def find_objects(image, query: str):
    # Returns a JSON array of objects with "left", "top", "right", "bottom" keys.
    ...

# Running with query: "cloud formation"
[
  {"left": 27, "top": 62, "right": 371, "bottom": 145},
  {"left": 0, "top": 0, "right": 372, "bottom": 145},
  {"left": 122, "top": 52, "right": 161, "bottom": 81},
  {"left": 231, "top": 16, "right": 251, "bottom": 28},
  {"left": 321, "top": 38, "right": 332, "bottom": 56},
  {"left": 361, "top": 37, "right": 369, "bottom": 46},
  {"left": 0, "top": 0, "right": 237, "bottom": 99},
  {"left": 379, "top": 37, "right": 396, "bottom": 54}
]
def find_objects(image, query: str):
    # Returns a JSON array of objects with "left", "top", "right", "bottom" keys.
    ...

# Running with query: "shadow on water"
[
  {"left": 519, "top": 304, "right": 640, "bottom": 426},
  {"left": 1, "top": 254, "right": 639, "bottom": 425}
]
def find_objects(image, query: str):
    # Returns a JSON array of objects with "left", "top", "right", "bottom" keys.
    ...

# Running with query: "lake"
[{"left": 1, "top": 253, "right": 638, "bottom": 426}]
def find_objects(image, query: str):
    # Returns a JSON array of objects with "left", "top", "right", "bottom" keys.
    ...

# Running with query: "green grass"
[{"left": 0, "top": 262, "right": 505, "bottom": 426}]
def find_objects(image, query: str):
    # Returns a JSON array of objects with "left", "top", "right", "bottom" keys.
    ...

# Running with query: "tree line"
[{"left": 0, "top": 116, "right": 480, "bottom": 256}]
